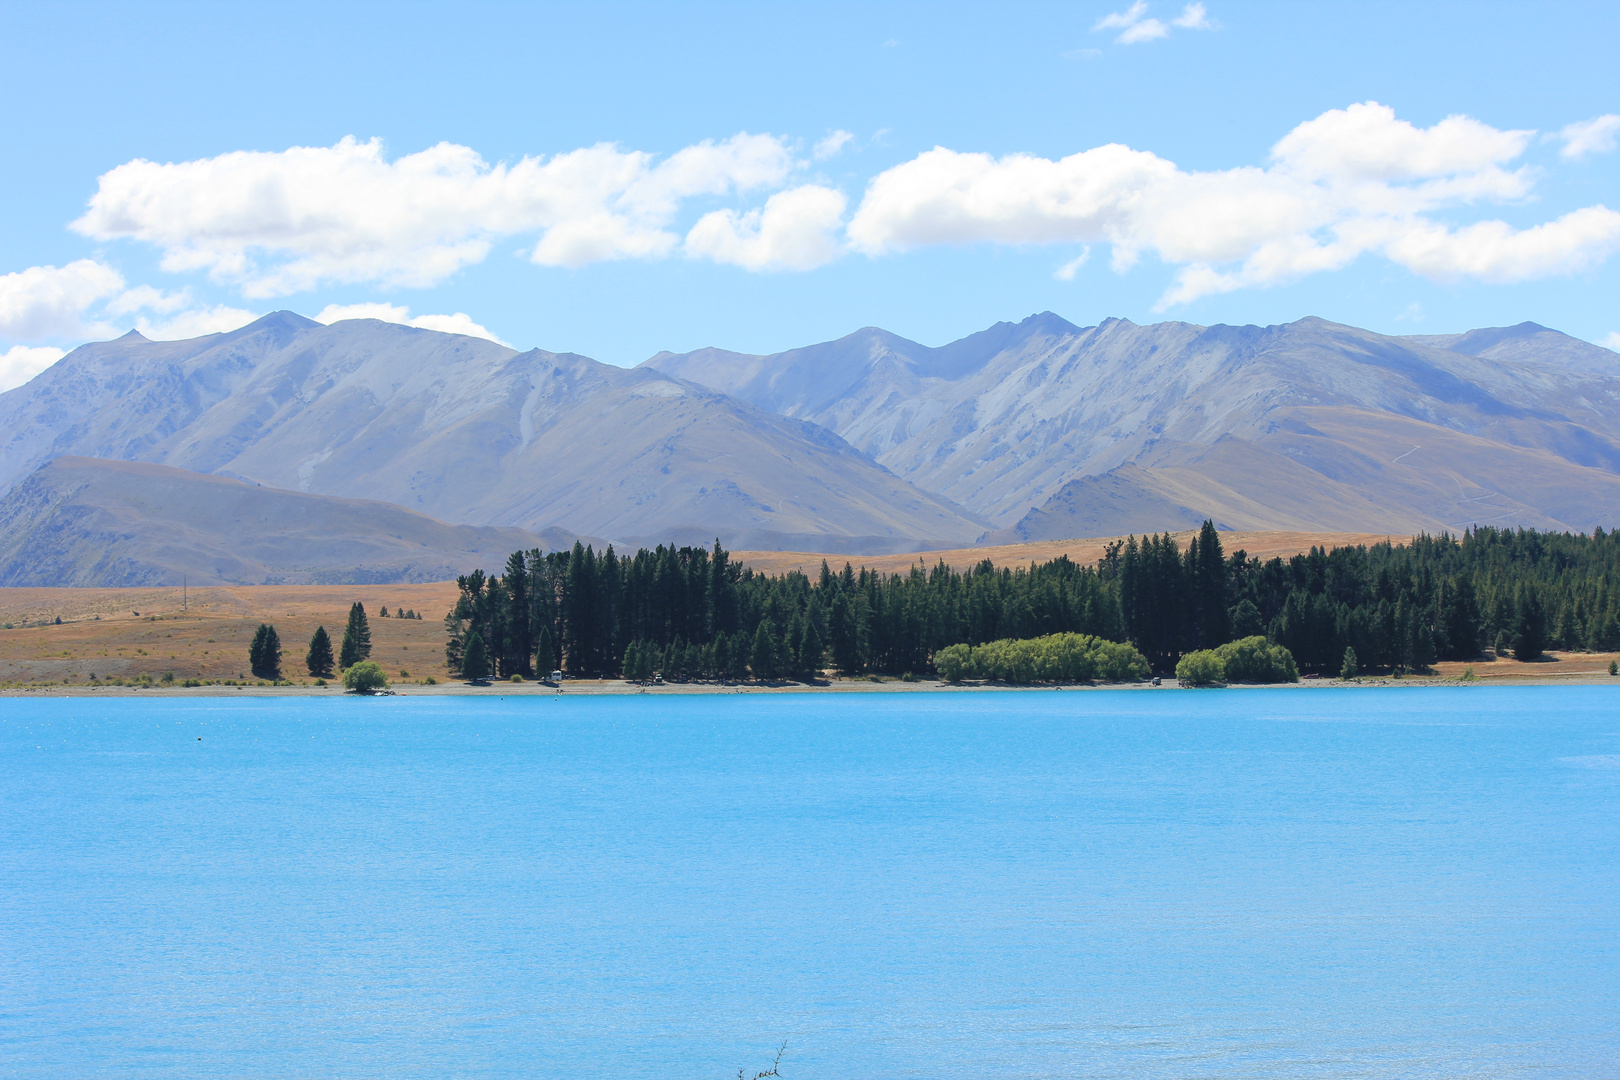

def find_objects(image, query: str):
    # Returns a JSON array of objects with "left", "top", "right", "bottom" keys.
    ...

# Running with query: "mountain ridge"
[
  {"left": 0, "top": 456, "right": 599, "bottom": 586},
  {"left": 0, "top": 314, "right": 989, "bottom": 553},
  {"left": 648, "top": 313, "right": 1620, "bottom": 536}
]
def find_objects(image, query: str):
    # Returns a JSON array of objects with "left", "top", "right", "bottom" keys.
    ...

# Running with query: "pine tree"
[
  {"left": 248, "top": 623, "right": 281, "bottom": 678},
  {"left": 1340, "top": 646, "right": 1358, "bottom": 681},
  {"left": 306, "top": 625, "right": 334, "bottom": 678},
  {"left": 751, "top": 622, "right": 776, "bottom": 680},
  {"left": 535, "top": 625, "right": 557, "bottom": 676},
  {"left": 800, "top": 613, "right": 824, "bottom": 680},
  {"left": 462, "top": 631, "right": 489, "bottom": 682},
  {"left": 1513, "top": 592, "right": 1547, "bottom": 661},
  {"left": 340, "top": 602, "right": 372, "bottom": 668}
]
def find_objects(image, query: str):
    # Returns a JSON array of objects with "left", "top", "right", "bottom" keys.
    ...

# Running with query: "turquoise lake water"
[{"left": 1, "top": 687, "right": 1616, "bottom": 1078}]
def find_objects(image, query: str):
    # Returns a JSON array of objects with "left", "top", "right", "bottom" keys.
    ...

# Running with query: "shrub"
[
  {"left": 423, "top": 675, "right": 438, "bottom": 685},
  {"left": 931, "top": 633, "right": 1149, "bottom": 684},
  {"left": 342, "top": 661, "right": 389, "bottom": 694},
  {"left": 509, "top": 673, "right": 522, "bottom": 682},
  {"left": 1214, "top": 636, "right": 1300, "bottom": 684},
  {"left": 182, "top": 678, "right": 201, "bottom": 688},
  {"left": 934, "top": 643, "right": 973, "bottom": 683},
  {"left": 1610, "top": 660, "right": 1618, "bottom": 677},
  {"left": 1176, "top": 650, "right": 1226, "bottom": 686}
]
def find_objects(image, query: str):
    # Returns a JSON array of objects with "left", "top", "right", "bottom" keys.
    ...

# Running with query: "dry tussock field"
[
  {"left": 730, "top": 530, "right": 1402, "bottom": 577},
  {"left": 0, "top": 583, "right": 459, "bottom": 686}
]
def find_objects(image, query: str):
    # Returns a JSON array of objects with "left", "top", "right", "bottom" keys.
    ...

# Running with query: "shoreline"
[{"left": 3, "top": 672, "right": 1616, "bottom": 697}]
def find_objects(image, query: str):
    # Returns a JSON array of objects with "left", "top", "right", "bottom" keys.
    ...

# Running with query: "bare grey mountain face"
[
  {"left": 0, "top": 457, "right": 593, "bottom": 586},
  {"left": 0, "top": 313, "right": 987, "bottom": 557},
  {"left": 4, "top": 309, "right": 1617, "bottom": 588},
  {"left": 647, "top": 314, "right": 1620, "bottom": 538}
]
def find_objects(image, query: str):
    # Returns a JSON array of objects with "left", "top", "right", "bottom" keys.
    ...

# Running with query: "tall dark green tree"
[
  {"left": 306, "top": 626, "right": 334, "bottom": 677},
  {"left": 340, "top": 602, "right": 372, "bottom": 668},
  {"left": 461, "top": 631, "right": 489, "bottom": 682},
  {"left": 248, "top": 623, "right": 282, "bottom": 678},
  {"left": 535, "top": 624, "right": 557, "bottom": 675},
  {"left": 1189, "top": 520, "right": 1231, "bottom": 649},
  {"left": 750, "top": 621, "right": 777, "bottom": 680},
  {"left": 1513, "top": 591, "right": 1547, "bottom": 661}
]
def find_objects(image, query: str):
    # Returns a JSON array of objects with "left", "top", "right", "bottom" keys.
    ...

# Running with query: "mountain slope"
[
  {"left": 0, "top": 315, "right": 988, "bottom": 552},
  {"left": 0, "top": 457, "right": 594, "bottom": 587},
  {"left": 649, "top": 314, "right": 1620, "bottom": 534}
]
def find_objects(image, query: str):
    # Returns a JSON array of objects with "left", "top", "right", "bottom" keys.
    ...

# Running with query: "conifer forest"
[{"left": 442, "top": 524, "right": 1620, "bottom": 680}]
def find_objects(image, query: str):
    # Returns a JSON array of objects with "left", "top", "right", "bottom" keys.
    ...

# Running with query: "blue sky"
[{"left": 1, "top": 0, "right": 1616, "bottom": 387}]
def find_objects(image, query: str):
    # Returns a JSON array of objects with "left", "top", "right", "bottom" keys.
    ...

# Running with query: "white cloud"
[
  {"left": 1172, "top": 2, "right": 1212, "bottom": 29},
  {"left": 814, "top": 130, "right": 855, "bottom": 160},
  {"left": 104, "top": 283, "right": 191, "bottom": 317},
  {"left": 848, "top": 101, "right": 1617, "bottom": 306},
  {"left": 1055, "top": 249, "right": 1091, "bottom": 280},
  {"left": 1094, "top": 1, "right": 1211, "bottom": 43},
  {"left": 0, "top": 259, "right": 268, "bottom": 349},
  {"left": 314, "top": 302, "right": 509, "bottom": 345},
  {"left": 1602, "top": 332, "right": 1620, "bottom": 352},
  {"left": 136, "top": 304, "right": 261, "bottom": 340},
  {"left": 685, "top": 185, "right": 848, "bottom": 271},
  {"left": 1557, "top": 114, "right": 1620, "bottom": 160},
  {"left": 0, "top": 259, "right": 126, "bottom": 339},
  {"left": 0, "top": 344, "right": 67, "bottom": 393},
  {"left": 74, "top": 134, "right": 806, "bottom": 296}
]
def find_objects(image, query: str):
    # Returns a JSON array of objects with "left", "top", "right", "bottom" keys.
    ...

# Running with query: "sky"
[{"left": 1, "top": 0, "right": 1617, "bottom": 389}]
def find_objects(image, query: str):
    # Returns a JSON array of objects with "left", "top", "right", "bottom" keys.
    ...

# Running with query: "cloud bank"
[
  {"left": 16, "top": 101, "right": 1614, "bottom": 337},
  {"left": 847, "top": 102, "right": 1620, "bottom": 305},
  {"left": 73, "top": 133, "right": 845, "bottom": 295}
]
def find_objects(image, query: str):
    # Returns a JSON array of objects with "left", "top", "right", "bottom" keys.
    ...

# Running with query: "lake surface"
[{"left": 2, "top": 687, "right": 1616, "bottom": 1078}]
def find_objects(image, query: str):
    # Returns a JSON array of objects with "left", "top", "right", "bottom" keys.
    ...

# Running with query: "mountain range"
[
  {"left": 648, "top": 314, "right": 1620, "bottom": 538},
  {"left": 0, "top": 309, "right": 1616, "bottom": 586}
]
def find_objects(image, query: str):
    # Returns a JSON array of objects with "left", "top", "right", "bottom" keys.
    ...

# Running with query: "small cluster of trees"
[
  {"left": 1175, "top": 636, "right": 1300, "bottom": 686},
  {"left": 246, "top": 602, "right": 384, "bottom": 690},
  {"left": 933, "top": 632, "right": 1149, "bottom": 684},
  {"left": 378, "top": 606, "right": 422, "bottom": 619}
]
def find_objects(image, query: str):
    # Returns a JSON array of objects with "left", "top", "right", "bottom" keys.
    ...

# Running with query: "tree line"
[{"left": 440, "top": 524, "right": 1620, "bottom": 681}]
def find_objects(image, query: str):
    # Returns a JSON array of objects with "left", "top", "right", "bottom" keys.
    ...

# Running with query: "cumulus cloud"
[
  {"left": 814, "top": 130, "right": 855, "bottom": 160},
  {"left": 847, "top": 101, "right": 1620, "bottom": 306},
  {"left": 314, "top": 302, "right": 509, "bottom": 345},
  {"left": 1601, "top": 332, "right": 1620, "bottom": 352},
  {"left": 684, "top": 185, "right": 848, "bottom": 271},
  {"left": 0, "top": 258, "right": 268, "bottom": 351},
  {"left": 1557, "top": 114, "right": 1620, "bottom": 160},
  {"left": 74, "top": 134, "right": 804, "bottom": 296},
  {"left": 1094, "top": 1, "right": 1212, "bottom": 43},
  {"left": 0, "top": 344, "right": 67, "bottom": 393},
  {"left": 0, "top": 260, "right": 126, "bottom": 340},
  {"left": 136, "top": 304, "right": 261, "bottom": 341},
  {"left": 1172, "top": 2, "right": 1212, "bottom": 29}
]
